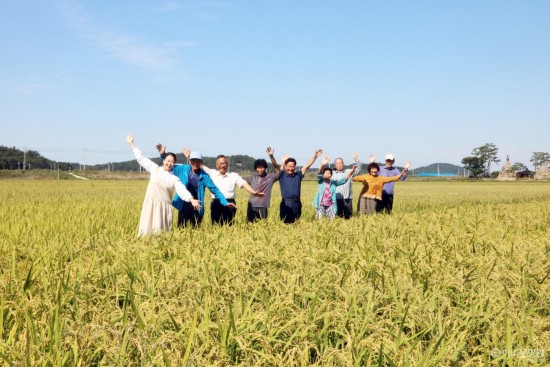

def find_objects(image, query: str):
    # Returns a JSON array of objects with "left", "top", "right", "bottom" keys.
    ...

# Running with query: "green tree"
[
  {"left": 530, "top": 152, "right": 550, "bottom": 171},
  {"left": 472, "top": 143, "right": 500, "bottom": 177},
  {"left": 511, "top": 162, "right": 527, "bottom": 171},
  {"left": 461, "top": 156, "right": 485, "bottom": 178}
]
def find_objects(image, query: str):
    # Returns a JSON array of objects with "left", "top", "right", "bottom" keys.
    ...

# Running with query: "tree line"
[
  {"left": 0, "top": 146, "right": 260, "bottom": 173},
  {"left": 461, "top": 143, "right": 550, "bottom": 178}
]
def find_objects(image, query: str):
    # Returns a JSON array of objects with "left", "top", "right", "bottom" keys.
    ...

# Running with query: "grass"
[{"left": 0, "top": 180, "right": 548, "bottom": 366}]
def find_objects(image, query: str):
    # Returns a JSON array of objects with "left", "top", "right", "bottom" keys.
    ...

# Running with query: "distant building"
[
  {"left": 534, "top": 162, "right": 550, "bottom": 180},
  {"left": 515, "top": 169, "right": 533, "bottom": 179},
  {"left": 496, "top": 155, "right": 516, "bottom": 181}
]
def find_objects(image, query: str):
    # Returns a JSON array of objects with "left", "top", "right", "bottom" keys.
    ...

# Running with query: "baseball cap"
[
  {"left": 385, "top": 154, "right": 395, "bottom": 161},
  {"left": 189, "top": 151, "right": 203, "bottom": 160}
]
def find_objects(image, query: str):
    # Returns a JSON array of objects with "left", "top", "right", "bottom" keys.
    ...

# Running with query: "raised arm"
[
  {"left": 401, "top": 161, "right": 411, "bottom": 179},
  {"left": 301, "top": 149, "right": 323, "bottom": 175},
  {"left": 202, "top": 165, "right": 214, "bottom": 175},
  {"left": 182, "top": 147, "right": 190, "bottom": 159},
  {"left": 318, "top": 155, "right": 330, "bottom": 174},
  {"left": 351, "top": 152, "right": 362, "bottom": 176},
  {"left": 345, "top": 164, "right": 357, "bottom": 180},
  {"left": 400, "top": 161, "right": 410, "bottom": 181},
  {"left": 266, "top": 147, "right": 280, "bottom": 173},
  {"left": 127, "top": 134, "right": 158, "bottom": 173}
]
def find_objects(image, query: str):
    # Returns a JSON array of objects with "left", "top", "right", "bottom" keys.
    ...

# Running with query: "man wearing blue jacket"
[
  {"left": 377, "top": 153, "right": 408, "bottom": 214},
  {"left": 157, "top": 144, "right": 235, "bottom": 227}
]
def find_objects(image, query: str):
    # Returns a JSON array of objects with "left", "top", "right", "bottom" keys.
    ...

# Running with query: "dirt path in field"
[{"left": 68, "top": 173, "right": 90, "bottom": 180}]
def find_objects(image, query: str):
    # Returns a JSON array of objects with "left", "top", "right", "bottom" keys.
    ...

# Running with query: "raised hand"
[
  {"left": 182, "top": 147, "right": 190, "bottom": 159},
  {"left": 314, "top": 149, "right": 323, "bottom": 158},
  {"left": 281, "top": 154, "right": 289, "bottom": 165},
  {"left": 126, "top": 134, "right": 134, "bottom": 144},
  {"left": 345, "top": 164, "right": 357, "bottom": 180},
  {"left": 404, "top": 161, "right": 411, "bottom": 170},
  {"left": 156, "top": 143, "right": 166, "bottom": 155},
  {"left": 369, "top": 154, "right": 376, "bottom": 163},
  {"left": 321, "top": 155, "right": 330, "bottom": 166},
  {"left": 266, "top": 147, "right": 275, "bottom": 156},
  {"left": 352, "top": 152, "right": 359, "bottom": 162}
]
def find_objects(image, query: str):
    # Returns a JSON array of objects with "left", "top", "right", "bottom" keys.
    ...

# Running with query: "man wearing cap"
[
  {"left": 156, "top": 144, "right": 235, "bottom": 227},
  {"left": 378, "top": 153, "right": 408, "bottom": 214}
]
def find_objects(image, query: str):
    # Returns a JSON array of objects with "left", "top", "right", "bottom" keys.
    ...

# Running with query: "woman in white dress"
[{"left": 126, "top": 134, "right": 201, "bottom": 236}]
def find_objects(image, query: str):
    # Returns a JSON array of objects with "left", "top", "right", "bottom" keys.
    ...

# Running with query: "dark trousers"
[
  {"left": 177, "top": 201, "right": 203, "bottom": 228},
  {"left": 280, "top": 199, "right": 302, "bottom": 224},
  {"left": 211, "top": 199, "right": 237, "bottom": 225},
  {"left": 336, "top": 198, "right": 353, "bottom": 219},
  {"left": 377, "top": 193, "right": 394, "bottom": 214},
  {"left": 247, "top": 202, "right": 268, "bottom": 222}
]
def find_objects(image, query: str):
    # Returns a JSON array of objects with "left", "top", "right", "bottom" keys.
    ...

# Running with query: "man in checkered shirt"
[{"left": 331, "top": 153, "right": 362, "bottom": 219}]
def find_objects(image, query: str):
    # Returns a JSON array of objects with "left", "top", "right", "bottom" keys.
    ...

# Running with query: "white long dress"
[{"left": 133, "top": 147, "right": 192, "bottom": 237}]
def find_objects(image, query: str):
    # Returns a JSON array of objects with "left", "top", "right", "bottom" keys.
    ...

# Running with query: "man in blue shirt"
[
  {"left": 377, "top": 153, "right": 408, "bottom": 214},
  {"left": 278, "top": 149, "right": 323, "bottom": 223},
  {"left": 157, "top": 144, "right": 235, "bottom": 227}
]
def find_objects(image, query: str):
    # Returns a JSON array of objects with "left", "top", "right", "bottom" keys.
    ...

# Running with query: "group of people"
[{"left": 126, "top": 135, "right": 410, "bottom": 236}]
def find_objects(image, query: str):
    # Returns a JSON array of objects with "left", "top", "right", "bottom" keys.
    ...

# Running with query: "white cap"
[
  {"left": 385, "top": 153, "right": 395, "bottom": 161},
  {"left": 189, "top": 151, "right": 203, "bottom": 160}
]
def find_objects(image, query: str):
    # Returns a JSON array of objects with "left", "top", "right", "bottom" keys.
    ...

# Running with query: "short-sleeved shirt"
[
  {"left": 203, "top": 167, "right": 246, "bottom": 200},
  {"left": 246, "top": 172, "right": 279, "bottom": 208},
  {"left": 278, "top": 171, "right": 304, "bottom": 200}
]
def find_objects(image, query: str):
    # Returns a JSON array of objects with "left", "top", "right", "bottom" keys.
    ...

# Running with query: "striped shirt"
[{"left": 332, "top": 162, "right": 362, "bottom": 200}]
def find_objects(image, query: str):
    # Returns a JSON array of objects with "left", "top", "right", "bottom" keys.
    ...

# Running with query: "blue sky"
[{"left": 1, "top": 0, "right": 549, "bottom": 170}]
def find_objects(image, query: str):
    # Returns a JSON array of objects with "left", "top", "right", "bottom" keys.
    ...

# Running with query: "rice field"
[{"left": 0, "top": 179, "right": 548, "bottom": 366}]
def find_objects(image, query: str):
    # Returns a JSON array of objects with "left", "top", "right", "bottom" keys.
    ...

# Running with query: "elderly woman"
[
  {"left": 126, "top": 134, "right": 200, "bottom": 236},
  {"left": 353, "top": 157, "right": 410, "bottom": 216}
]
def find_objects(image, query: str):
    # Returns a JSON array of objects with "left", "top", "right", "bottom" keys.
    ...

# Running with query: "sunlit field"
[{"left": 0, "top": 179, "right": 548, "bottom": 366}]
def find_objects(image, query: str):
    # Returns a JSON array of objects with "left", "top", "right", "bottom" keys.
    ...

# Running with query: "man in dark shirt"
[{"left": 277, "top": 149, "right": 323, "bottom": 223}]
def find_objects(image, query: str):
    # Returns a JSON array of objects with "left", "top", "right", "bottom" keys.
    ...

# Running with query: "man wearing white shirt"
[{"left": 203, "top": 155, "right": 264, "bottom": 225}]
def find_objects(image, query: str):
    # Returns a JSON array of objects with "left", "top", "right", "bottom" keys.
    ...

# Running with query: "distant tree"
[
  {"left": 511, "top": 162, "right": 527, "bottom": 171},
  {"left": 530, "top": 152, "right": 550, "bottom": 171},
  {"left": 471, "top": 143, "right": 500, "bottom": 177},
  {"left": 461, "top": 156, "right": 485, "bottom": 178}
]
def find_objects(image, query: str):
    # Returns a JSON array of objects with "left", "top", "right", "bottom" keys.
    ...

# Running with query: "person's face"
[
  {"left": 162, "top": 155, "right": 175, "bottom": 171},
  {"left": 256, "top": 166, "right": 267, "bottom": 175},
  {"left": 370, "top": 167, "right": 379, "bottom": 176},
  {"left": 285, "top": 161, "right": 296, "bottom": 174},
  {"left": 216, "top": 157, "right": 228, "bottom": 174},
  {"left": 385, "top": 159, "right": 394, "bottom": 168},
  {"left": 190, "top": 159, "right": 202, "bottom": 172},
  {"left": 323, "top": 170, "right": 332, "bottom": 180},
  {"left": 334, "top": 158, "right": 344, "bottom": 171}
]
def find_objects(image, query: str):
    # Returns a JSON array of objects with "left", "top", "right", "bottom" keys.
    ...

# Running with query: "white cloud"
[
  {"left": 158, "top": 1, "right": 183, "bottom": 12},
  {"left": 56, "top": 0, "right": 185, "bottom": 72}
]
